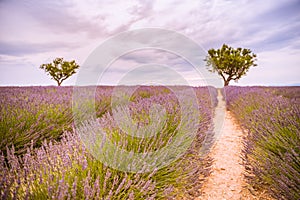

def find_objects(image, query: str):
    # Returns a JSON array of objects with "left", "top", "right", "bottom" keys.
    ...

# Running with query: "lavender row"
[
  {"left": 0, "top": 85, "right": 217, "bottom": 199},
  {"left": 225, "top": 86, "right": 300, "bottom": 200},
  {"left": 0, "top": 86, "right": 114, "bottom": 155}
]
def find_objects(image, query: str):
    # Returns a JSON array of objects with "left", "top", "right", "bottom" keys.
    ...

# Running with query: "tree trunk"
[
  {"left": 224, "top": 80, "right": 230, "bottom": 86},
  {"left": 57, "top": 81, "right": 61, "bottom": 86}
]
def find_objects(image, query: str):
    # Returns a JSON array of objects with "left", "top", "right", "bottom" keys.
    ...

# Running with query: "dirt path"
[{"left": 195, "top": 90, "right": 262, "bottom": 200}]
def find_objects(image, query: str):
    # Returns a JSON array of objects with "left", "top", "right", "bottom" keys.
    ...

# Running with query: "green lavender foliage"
[
  {"left": 225, "top": 86, "right": 300, "bottom": 200},
  {"left": 0, "top": 86, "right": 217, "bottom": 199}
]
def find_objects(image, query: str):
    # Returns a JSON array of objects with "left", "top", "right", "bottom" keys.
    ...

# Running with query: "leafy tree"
[
  {"left": 40, "top": 58, "right": 80, "bottom": 86},
  {"left": 205, "top": 44, "right": 257, "bottom": 86}
]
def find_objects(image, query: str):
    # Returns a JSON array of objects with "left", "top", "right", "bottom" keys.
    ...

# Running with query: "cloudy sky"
[{"left": 0, "top": 0, "right": 299, "bottom": 87}]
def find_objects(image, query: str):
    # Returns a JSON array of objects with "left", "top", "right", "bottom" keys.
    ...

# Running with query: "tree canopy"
[
  {"left": 205, "top": 44, "right": 257, "bottom": 86},
  {"left": 40, "top": 58, "right": 80, "bottom": 86}
]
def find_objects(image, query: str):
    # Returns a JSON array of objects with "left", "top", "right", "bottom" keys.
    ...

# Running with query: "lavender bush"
[
  {"left": 0, "top": 86, "right": 217, "bottom": 199},
  {"left": 0, "top": 86, "right": 116, "bottom": 156},
  {"left": 0, "top": 86, "right": 73, "bottom": 155},
  {"left": 225, "top": 86, "right": 300, "bottom": 200}
]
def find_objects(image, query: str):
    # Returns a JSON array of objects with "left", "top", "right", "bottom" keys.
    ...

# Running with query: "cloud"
[
  {"left": 0, "top": 0, "right": 157, "bottom": 57},
  {"left": 232, "top": 47, "right": 300, "bottom": 86},
  {"left": 0, "top": 41, "right": 80, "bottom": 56},
  {"left": 0, "top": 0, "right": 108, "bottom": 42},
  {"left": 0, "top": 0, "right": 299, "bottom": 86}
]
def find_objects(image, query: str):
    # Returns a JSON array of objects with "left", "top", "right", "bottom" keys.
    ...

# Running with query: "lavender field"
[
  {"left": 0, "top": 86, "right": 217, "bottom": 199},
  {"left": 0, "top": 86, "right": 299, "bottom": 199},
  {"left": 225, "top": 86, "right": 300, "bottom": 200}
]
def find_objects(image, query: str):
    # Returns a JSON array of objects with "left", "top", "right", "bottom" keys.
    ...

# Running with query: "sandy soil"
[{"left": 195, "top": 90, "right": 273, "bottom": 200}]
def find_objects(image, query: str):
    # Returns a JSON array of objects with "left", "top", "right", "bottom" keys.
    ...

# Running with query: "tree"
[
  {"left": 205, "top": 44, "right": 257, "bottom": 86},
  {"left": 40, "top": 58, "right": 80, "bottom": 86}
]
